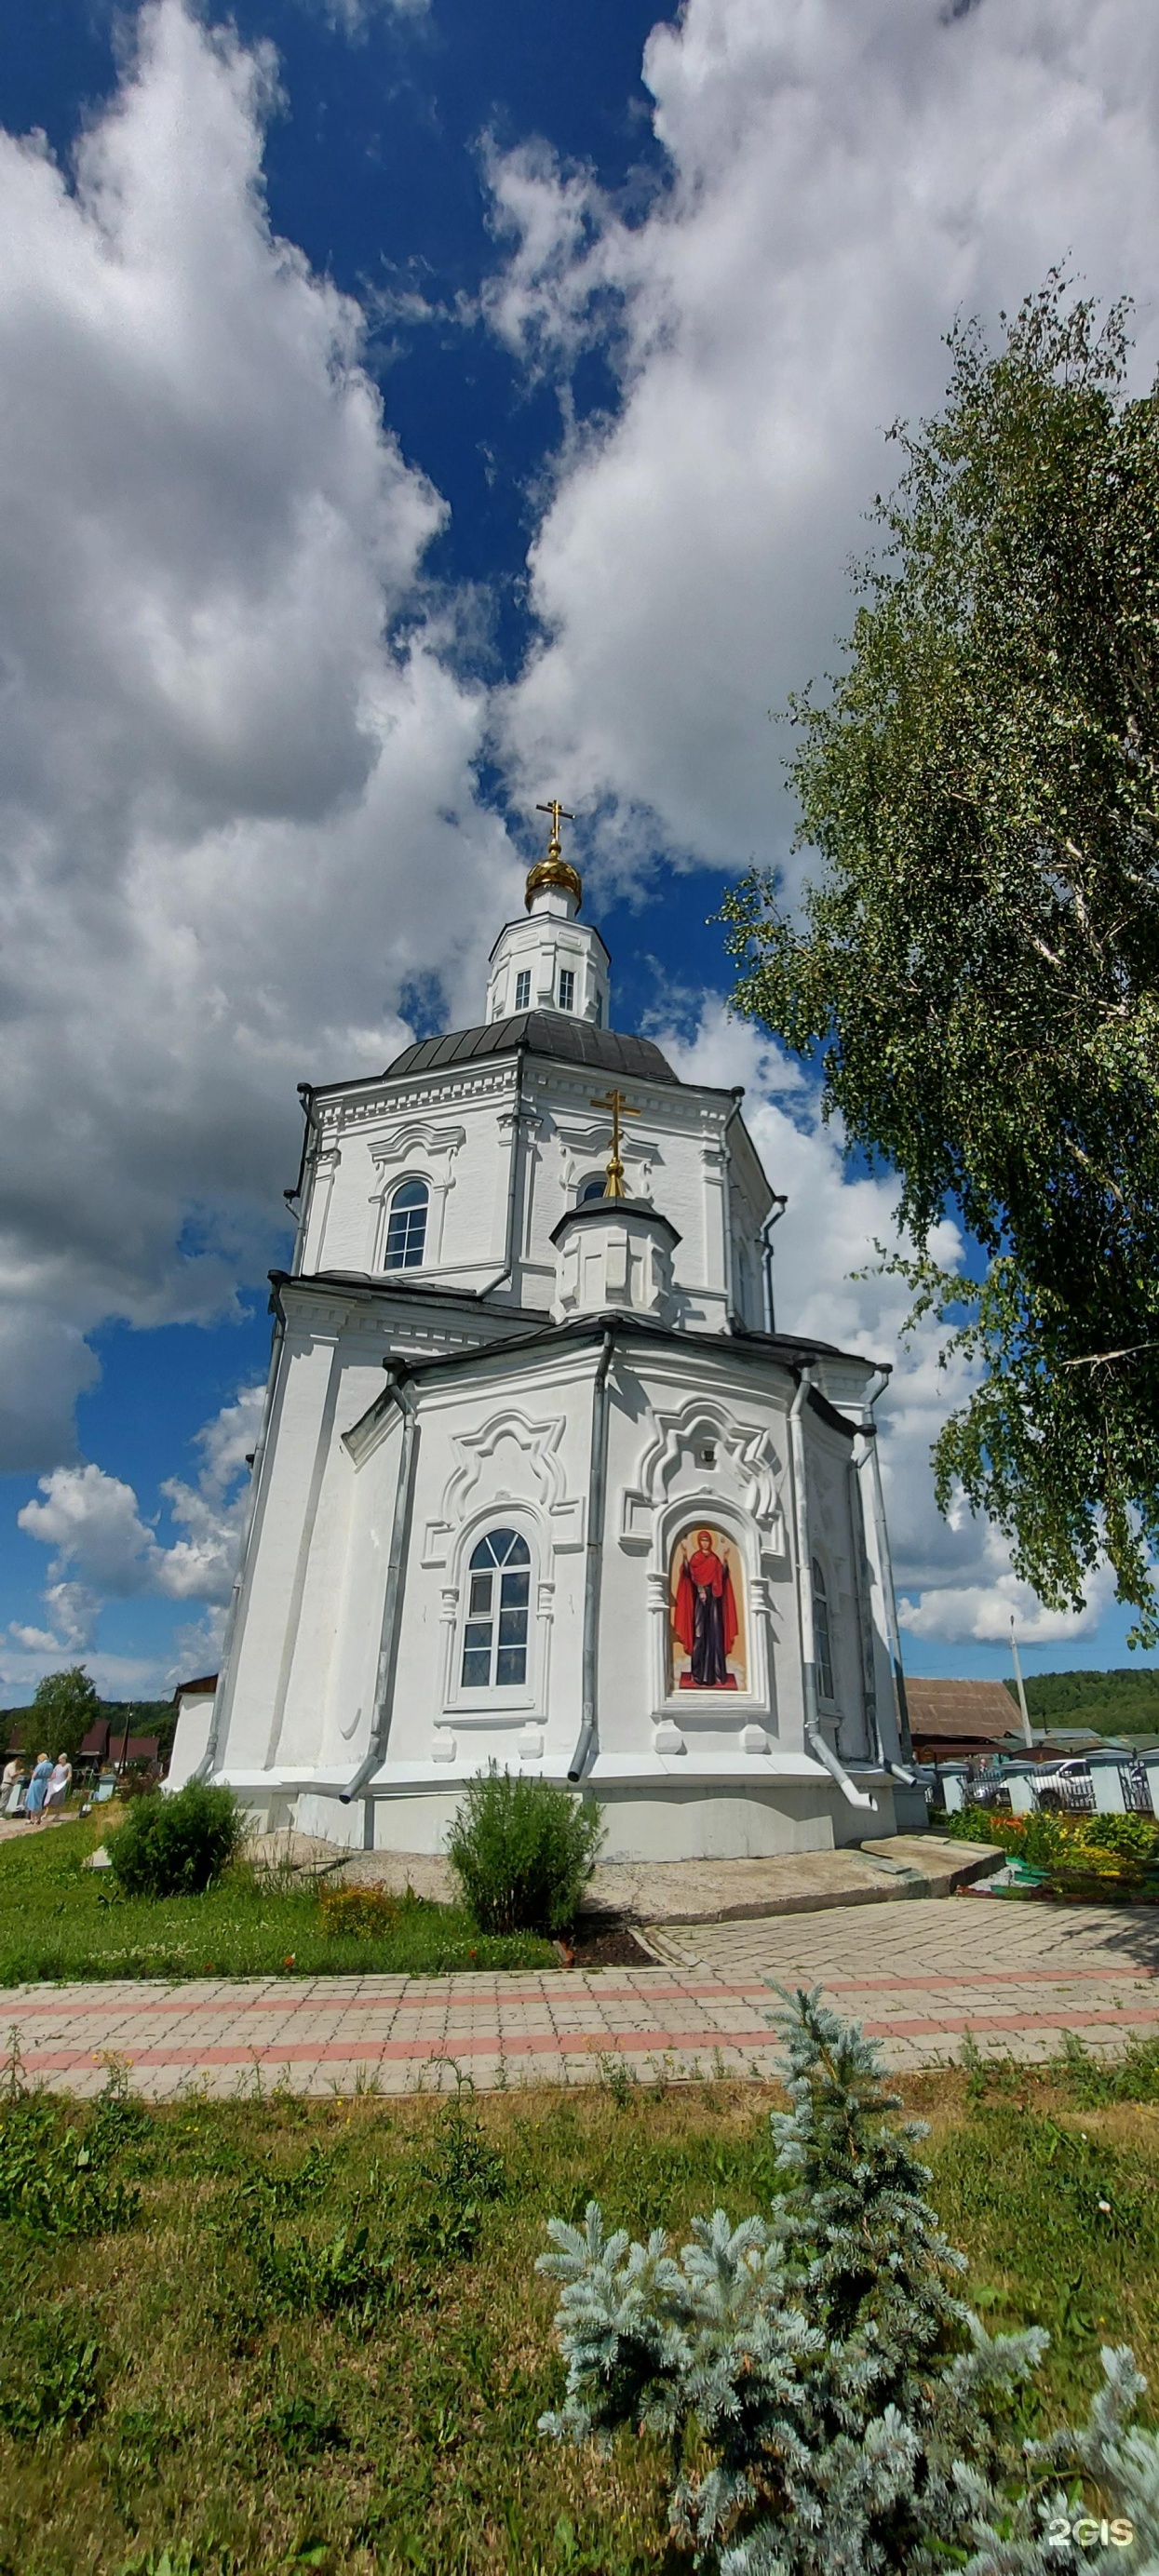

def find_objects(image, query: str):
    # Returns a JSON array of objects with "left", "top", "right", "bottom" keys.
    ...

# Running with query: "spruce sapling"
[{"left": 538, "top": 1987, "right": 1159, "bottom": 2575}]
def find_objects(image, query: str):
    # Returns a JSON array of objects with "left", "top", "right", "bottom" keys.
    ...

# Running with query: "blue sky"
[{"left": 0, "top": 0, "right": 1157, "bottom": 1705}]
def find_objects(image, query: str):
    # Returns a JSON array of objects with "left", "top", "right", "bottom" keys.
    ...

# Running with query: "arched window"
[
  {"left": 579, "top": 1174, "right": 606, "bottom": 1204},
  {"left": 461, "top": 1529, "right": 532, "bottom": 1689},
  {"left": 812, "top": 1557, "right": 835, "bottom": 1703},
  {"left": 384, "top": 1176, "right": 428, "bottom": 1269}
]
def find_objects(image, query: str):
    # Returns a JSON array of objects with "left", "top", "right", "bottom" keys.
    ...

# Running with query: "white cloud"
[
  {"left": 0, "top": 0, "right": 521, "bottom": 1471},
  {"left": 492, "top": 0, "right": 1159, "bottom": 885},
  {"left": 898, "top": 1528, "right": 1118, "bottom": 1646},
  {"left": 659, "top": 1000, "right": 1113, "bottom": 1652},
  {"left": 17, "top": 1386, "right": 264, "bottom": 1629}
]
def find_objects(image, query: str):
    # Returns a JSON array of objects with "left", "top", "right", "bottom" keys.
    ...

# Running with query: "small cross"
[
  {"left": 590, "top": 1085, "right": 640, "bottom": 1201},
  {"left": 535, "top": 797, "right": 574, "bottom": 860}
]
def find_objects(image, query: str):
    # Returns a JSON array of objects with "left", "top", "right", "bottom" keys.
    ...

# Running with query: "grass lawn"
[
  {"left": 0, "top": 2049, "right": 1155, "bottom": 2575},
  {"left": 0, "top": 1810, "right": 556, "bottom": 1985}
]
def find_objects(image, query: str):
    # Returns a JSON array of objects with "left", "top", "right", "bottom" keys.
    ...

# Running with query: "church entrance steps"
[
  {"left": 587, "top": 1834, "right": 1004, "bottom": 1930},
  {"left": 6, "top": 1898, "right": 1158, "bottom": 2098}
]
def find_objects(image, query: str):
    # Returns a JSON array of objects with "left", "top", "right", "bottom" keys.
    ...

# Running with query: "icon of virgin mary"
[{"left": 673, "top": 1529, "right": 739, "bottom": 1688}]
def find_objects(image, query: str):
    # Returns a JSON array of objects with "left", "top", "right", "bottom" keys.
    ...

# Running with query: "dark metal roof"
[{"left": 384, "top": 1012, "right": 679, "bottom": 1086}]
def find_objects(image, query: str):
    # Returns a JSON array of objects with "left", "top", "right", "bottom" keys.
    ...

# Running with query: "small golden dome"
[
  {"left": 527, "top": 796, "right": 580, "bottom": 910},
  {"left": 525, "top": 853, "right": 583, "bottom": 911}
]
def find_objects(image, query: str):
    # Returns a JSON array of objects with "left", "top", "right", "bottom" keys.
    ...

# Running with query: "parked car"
[{"left": 1032, "top": 1757, "right": 1093, "bottom": 1812}]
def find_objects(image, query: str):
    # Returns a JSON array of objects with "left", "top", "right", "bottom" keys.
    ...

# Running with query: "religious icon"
[{"left": 670, "top": 1525, "right": 746, "bottom": 1692}]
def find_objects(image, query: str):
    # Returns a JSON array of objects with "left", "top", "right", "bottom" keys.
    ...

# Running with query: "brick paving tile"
[{"left": 6, "top": 1896, "right": 1159, "bottom": 2097}]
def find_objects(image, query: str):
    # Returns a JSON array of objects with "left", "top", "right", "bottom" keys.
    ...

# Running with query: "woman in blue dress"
[{"left": 24, "top": 1752, "right": 52, "bottom": 1821}]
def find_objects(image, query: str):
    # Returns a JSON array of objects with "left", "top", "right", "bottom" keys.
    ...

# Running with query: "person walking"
[
  {"left": 43, "top": 1755, "right": 73, "bottom": 1818},
  {"left": 23, "top": 1752, "right": 52, "bottom": 1822},
  {"left": 2, "top": 1753, "right": 24, "bottom": 1818}
]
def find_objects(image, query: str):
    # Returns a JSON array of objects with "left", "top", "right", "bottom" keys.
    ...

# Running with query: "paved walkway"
[{"left": 5, "top": 1897, "right": 1159, "bottom": 2098}]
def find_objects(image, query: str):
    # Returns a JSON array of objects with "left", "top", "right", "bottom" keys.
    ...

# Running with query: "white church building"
[{"left": 182, "top": 810, "right": 918, "bottom": 1859}]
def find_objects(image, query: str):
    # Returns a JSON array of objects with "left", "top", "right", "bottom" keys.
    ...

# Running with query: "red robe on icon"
[{"left": 673, "top": 1536, "right": 738, "bottom": 1687}]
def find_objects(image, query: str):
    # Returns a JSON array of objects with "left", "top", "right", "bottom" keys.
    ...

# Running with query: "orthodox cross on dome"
[
  {"left": 526, "top": 796, "right": 582, "bottom": 912},
  {"left": 591, "top": 1085, "right": 640, "bottom": 1201},
  {"left": 535, "top": 797, "right": 574, "bottom": 859}
]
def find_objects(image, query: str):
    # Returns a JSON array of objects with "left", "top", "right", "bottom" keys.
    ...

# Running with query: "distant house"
[{"left": 906, "top": 1679, "right": 1027, "bottom": 1764}]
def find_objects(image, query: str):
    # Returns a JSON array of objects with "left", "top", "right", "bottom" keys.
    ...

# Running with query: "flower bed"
[{"left": 947, "top": 1803, "right": 1159, "bottom": 1898}]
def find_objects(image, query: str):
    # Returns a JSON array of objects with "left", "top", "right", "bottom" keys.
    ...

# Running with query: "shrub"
[
  {"left": 317, "top": 1883, "right": 404, "bottom": 1939},
  {"left": 106, "top": 1780, "right": 245, "bottom": 1898},
  {"left": 447, "top": 1766, "right": 603, "bottom": 1935},
  {"left": 538, "top": 1987, "right": 1159, "bottom": 2573}
]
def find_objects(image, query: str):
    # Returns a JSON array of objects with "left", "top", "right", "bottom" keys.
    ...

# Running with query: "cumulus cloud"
[
  {"left": 491, "top": 0, "right": 1159, "bottom": 884},
  {"left": 16, "top": 1386, "right": 264, "bottom": 1638},
  {"left": 0, "top": 0, "right": 520, "bottom": 1471},
  {"left": 658, "top": 1000, "right": 1112, "bottom": 1650}
]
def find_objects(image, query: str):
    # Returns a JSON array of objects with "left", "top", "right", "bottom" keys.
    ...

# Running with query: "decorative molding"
[
  {"left": 369, "top": 1120, "right": 466, "bottom": 1175},
  {"left": 420, "top": 1408, "right": 584, "bottom": 1565},
  {"left": 619, "top": 1396, "right": 787, "bottom": 1555}
]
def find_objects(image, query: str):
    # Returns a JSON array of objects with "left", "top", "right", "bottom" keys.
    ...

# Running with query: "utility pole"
[{"left": 1009, "top": 1617, "right": 1033, "bottom": 1750}]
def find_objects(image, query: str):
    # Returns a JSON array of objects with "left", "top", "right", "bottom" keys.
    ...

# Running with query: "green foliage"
[
  {"left": 0, "top": 2087, "right": 140, "bottom": 2237},
  {"left": 447, "top": 1765, "right": 603, "bottom": 1935},
  {"left": 317, "top": 1881, "right": 404, "bottom": 1937},
  {"left": 264, "top": 2394, "right": 347, "bottom": 2460},
  {"left": 0, "top": 2306, "right": 104, "bottom": 2441},
  {"left": 107, "top": 1781, "right": 245, "bottom": 1898},
  {"left": 1050, "top": 2029, "right": 1159, "bottom": 2105},
  {"left": 0, "top": 1808, "right": 556, "bottom": 1982},
  {"left": 403, "top": 2081, "right": 508, "bottom": 2265},
  {"left": 254, "top": 2221, "right": 395, "bottom": 2328},
  {"left": 539, "top": 1989, "right": 1159, "bottom": 2571},
  {"left": 30, "top": 1664, "right": 100, "bottom": 1772},
  {"left": 0, "top": 2074, "right": 1156, "bottom": 2571},
  {"left": 1004, "top": 1667, "right": 1159, "bottom": 1736},
  {"left": 723, "top": 278, "right": 1159, "bottom": 1642},
  {"left": 946, "top": 1802, "right": 1159, "bottom": 1892}
]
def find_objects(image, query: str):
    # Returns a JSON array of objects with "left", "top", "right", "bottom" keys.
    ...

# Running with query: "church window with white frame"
[
  {"left": 514, "top": 968, "right": 531, "bottom": 1011},
  {"left": 460, "top": 1529, "right": 531, "bottom": 1688},
  {"left": 812, "top": 1556, "right": 835, "bottom": 1703},
  {"left": 557, "top": 967, "right": 574, "bottom": 1011},
  {"left": 384, "top": 1175, "right": 428, "bottom": 1269},
  {"left": 579, "top": 1174, "right": 606, "bottom": 1203}
]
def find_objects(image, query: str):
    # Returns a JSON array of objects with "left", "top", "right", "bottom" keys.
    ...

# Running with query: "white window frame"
[
  {"left": 383, "top": 1174, "right": 429, "bottom": 1271},
  {"left": 558, "top": 967, "right": 575, "bottom": 1012},
  {"left": 514, "top": 968, "right": 532, "bottom": 1011},
  {"left": 812, "top": 1555, "right": 836, "bottom": 1706},
  {"left": 448, "top": 1518, "right": 540, "bottom": 1717}
]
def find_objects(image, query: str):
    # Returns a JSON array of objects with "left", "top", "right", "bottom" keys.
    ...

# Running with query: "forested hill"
[
  {"left": 1004, "top": 1670, "right": 1159, "bottom": 1735},
  {"left": 1, "top": 1697, "right": 175, "bottom": 1760}
]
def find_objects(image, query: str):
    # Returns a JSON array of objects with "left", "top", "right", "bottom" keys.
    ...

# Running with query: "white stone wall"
[
  {"left": 297, "top": 1053, "right": 769, "bottom": 1334},
  {"left": 212, "top": 1288, "right": 897, "bottom": 1857}
]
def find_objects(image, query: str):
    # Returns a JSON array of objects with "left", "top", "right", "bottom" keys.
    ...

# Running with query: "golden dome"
[
  {"left": 527, "top": 796, "right": 581, "bottom": 910},
  {"left": 525, "top": 853, "right": 583, "bottom": 910}
]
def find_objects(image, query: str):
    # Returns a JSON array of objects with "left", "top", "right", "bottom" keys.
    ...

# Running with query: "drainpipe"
[
  {"left": 340, "top": 1366, "right": 420, "bottom": 1841},
  {"left": 193, "top": 1303, "right": 286, "bottom": 1784},
  {"left": 721, "top": 1089, "right": 745, "bottom": 1328},
  {"left": 864, "top": 1367, "right": 916, "bottom": 1778},
  {"left": 473, "top": 1043, "right": 528, "bottom": 1299},
  {"left": 568, "top": 1325, "right": 616, "bottom": 1781},
  {"left": 788, "top": 1367, "right": 877, "bottom": 1814},
  {"left": 287, "top": 1084, "right": 320, "bottom": 1277},
  {"left": 760, "top": 1195, "right": 788, "bottom": 1335}
]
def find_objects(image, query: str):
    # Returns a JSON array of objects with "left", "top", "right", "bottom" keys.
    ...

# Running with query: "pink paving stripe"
[
  {"left": 6, "top": 1959, "right": 1157, "bottom": 2025},
  {"left": 16, "top": 2000, "right": 1159, "bottom": 2079},
  {"left": 20, "top": 2029, "right": 778, "bottom": 2073}
]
